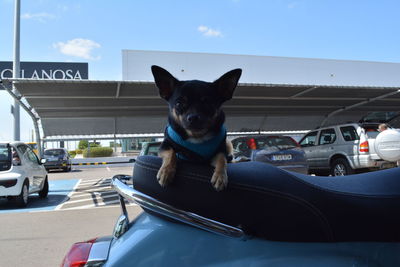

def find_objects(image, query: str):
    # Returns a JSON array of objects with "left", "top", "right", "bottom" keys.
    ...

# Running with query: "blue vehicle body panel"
[{"left": 105, "top": 212, "right": 400, "bottom": 267}]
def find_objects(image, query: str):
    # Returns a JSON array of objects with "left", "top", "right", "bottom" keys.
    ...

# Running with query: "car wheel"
[
  {"left": 15, "top": 180, "right": 29, "bottom": 208},
  {"left": 39, "top": 177, "right": 49, "bottom": 198},
  {"left": 331, "top": 158, "right": 354, "bottom": 176}
]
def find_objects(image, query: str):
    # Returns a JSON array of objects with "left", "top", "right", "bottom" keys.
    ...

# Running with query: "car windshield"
[
  {"left": 44, "top": 149, "right": 65, "bottom": 157},
  {"left": 27, "top": 143, "right": 38, "bottom": 150},
  {"left": 147, "top": 144, "right": 160, "bottom": 156},
  {"left": 0, "top": 144, "right": 12, "bottom": 171},
  {"left": 258, "top": 136, "right": 298, "bottom": 150}
]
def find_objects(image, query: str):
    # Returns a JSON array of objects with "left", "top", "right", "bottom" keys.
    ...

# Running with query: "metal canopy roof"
[{"left": 2, "top": 78, "right": 400, "bottom": 139}]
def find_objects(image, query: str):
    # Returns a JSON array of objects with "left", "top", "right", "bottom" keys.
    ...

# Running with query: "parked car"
[
  {"left": 231, "top": 135, "right": 308, "bottom": 174},
  {"left": 139, "top": 141, "right": 161, "bottom": 156},
  {"left": 299, "top": 122, "right": 397, "bottom": 176},
  {"left": 43, "top": 148, "right": 72, "bottom": 172},
  {"left": 0, "top": 142, "right": 48, "bottom": 207},
  {"left": 26, "top": 142, "right": 39, "bottom": 156}
]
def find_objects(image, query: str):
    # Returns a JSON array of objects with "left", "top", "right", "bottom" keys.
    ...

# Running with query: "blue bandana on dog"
[{"left": 165, "top": 125, "right": 227, "bottom": 162}]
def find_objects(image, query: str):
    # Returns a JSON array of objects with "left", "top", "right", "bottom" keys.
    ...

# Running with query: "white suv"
[
  {"left": 299, "top": 123, "right": 397, "bottom": 176},
  {"left": 0, "top": 142, "right": 48, "bottom": 207}
]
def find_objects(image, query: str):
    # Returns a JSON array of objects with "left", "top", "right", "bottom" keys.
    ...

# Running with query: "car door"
[
  {"left": 18, "top": 145, "right": 45, "bottom": 192},
  {"left": 299, "top": 131, "right": 319, "bottom": 168},
  {"left": 315, "top": 128, "right": 337, "bottom": 167},
  {"left": 16, "top": 145, "right": 34, "bottom": 191},
  {"left": 27, "top": 147, "right": 46, "bottom": 191}
]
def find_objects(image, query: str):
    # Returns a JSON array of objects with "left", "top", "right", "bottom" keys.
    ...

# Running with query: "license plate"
[{"left": 272, "top": 154, "right": 292, "bottom": 161}]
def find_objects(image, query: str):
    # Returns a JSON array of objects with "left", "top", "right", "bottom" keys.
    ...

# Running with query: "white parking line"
[
  {"left": 63, "top": 193, "right": 119, "bottom": 205},
  {"left": 76, "top": 184, "right": 111, "bottom": 189},
  {"left": 78, "top": 178, "right": 110, "bottom": 185},
  {"left": 79, "top": 177, "right": 108, "bottom": 183},
  {"left": 63, "top": 199, "right": 135, "bottom": 210},
  {"left": 69, "top": 190, "right": 112, "bottom": 199},
  {"left": 69, "top": 189, "right": 115, "bottom": 198},
  {"left": 55, "top": 179, "right": 82, "bottom": 210}
]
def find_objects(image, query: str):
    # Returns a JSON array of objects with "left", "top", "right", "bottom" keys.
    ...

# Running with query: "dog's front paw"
[
  {"left": 157, "top": 165, "right": 176, "bottom": 187},
  {"left": 211, "top": 171, "right": 228, "bottom": 191}
]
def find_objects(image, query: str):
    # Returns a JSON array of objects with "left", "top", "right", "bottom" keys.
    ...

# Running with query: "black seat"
[{"left": 132, "top": 156, "right": 400, "bottom": 242}]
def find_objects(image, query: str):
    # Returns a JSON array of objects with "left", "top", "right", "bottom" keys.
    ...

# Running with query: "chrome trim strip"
[
  {"left": 86, "top": 237, "right": 112, "bottom": 266},
  {"left": 111, "top": 177, "right": 245, "bottom": 239}
]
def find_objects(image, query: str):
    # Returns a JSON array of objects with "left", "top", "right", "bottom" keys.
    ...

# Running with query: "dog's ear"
[
  {"left": 213, "top": 69, "right": 242, "bottom": 102},
  {"left": 151, "top": 65, "right": 180, "bottom": 100}
]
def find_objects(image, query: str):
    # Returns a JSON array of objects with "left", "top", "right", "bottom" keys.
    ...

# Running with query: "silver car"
[{"left": 299, "top": 123, "right": 397, "bottom": 176}]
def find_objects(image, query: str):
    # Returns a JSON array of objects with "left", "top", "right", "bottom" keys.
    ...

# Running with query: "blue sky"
[{"left": 1, "top": 0, "right": 400, "bottom": 142}]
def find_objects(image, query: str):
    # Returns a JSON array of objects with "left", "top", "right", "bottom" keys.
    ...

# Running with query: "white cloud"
[
  {"left": 53, "top": 38, "right": 101, "bottom": 60},
  {"left": 198, "top": 25, "right": 222, "bottom": 37},
  {"left": 21, "top": 12, "right": 56, "bottom": 23}
]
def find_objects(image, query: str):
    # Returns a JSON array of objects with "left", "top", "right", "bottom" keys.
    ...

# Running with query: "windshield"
[
  {"left": 147, "top": 144, "right": 160, "bottom": 156},
  {"left": 27, "top": 143, "right": 38, "bottom": 150},
  {"left": 44, "top": 149, "right": 65, "bottom": 157},
  {"left": 0, "top": 144, "right": 12, "bottom": 171},
  {"left": 258, "top": 136, "right": 299, "bottom": 150}
]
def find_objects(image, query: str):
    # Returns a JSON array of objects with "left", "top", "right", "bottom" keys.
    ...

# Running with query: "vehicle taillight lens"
[
  {"left": 61, "top": 238, "right": 96, "bottom": 267},
  {"left": 359, "top": 141, "right": 369, "bottom": 152},
  {"left": 246, "top": 138, "right": 257, "bottom": 150}
]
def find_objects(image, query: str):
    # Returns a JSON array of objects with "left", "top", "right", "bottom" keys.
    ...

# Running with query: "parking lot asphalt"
[
  {"left": 0, "top": 179, "right": 79, "bottom": 213},
  {"left": 0, "top": 163, "right": 135, "bottom": 213},
  {"left": 0, "top": 164, "right": 141, "bottom": 267}
]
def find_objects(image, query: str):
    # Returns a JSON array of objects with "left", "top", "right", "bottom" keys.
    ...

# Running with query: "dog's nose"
[{"left": 187, "top": 114, "right": 201, "bottom": 123}]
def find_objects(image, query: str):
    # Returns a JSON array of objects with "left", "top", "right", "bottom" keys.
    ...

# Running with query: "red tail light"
[
  {"left": 359, "top": 141, "right": 369, "bottom": 152},
  {"left": 61, "top": 238, "right": 96, "bottom": 267},
  {"left": 246, "top": 138, "right": 257, "bottom": 150}
]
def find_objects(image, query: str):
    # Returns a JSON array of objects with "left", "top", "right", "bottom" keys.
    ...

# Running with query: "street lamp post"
[{"left": 13, "top": 0, "right": 21, "bottom": 141}]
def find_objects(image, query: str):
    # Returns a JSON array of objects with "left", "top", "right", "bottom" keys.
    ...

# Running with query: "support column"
[{"left": 13, "top": 0, "right": 21, "bottom": 141}]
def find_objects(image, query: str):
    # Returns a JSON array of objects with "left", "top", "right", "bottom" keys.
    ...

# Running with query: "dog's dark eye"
[{"left": 175, "top": 100, "right": 185, "bottom": 111}]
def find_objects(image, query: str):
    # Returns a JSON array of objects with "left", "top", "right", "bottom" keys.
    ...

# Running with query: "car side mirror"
[{"left": 40, "top": 158, "right": 47, "bottom": 164}]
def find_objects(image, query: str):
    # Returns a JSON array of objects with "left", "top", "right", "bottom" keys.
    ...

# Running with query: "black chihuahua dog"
[{"left": 151, "top": 65, "right": 242, "bottom": 191}]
